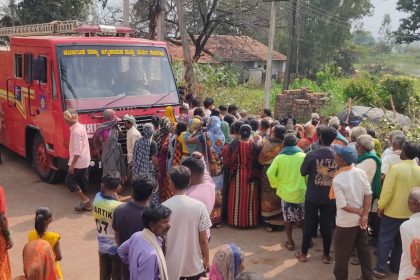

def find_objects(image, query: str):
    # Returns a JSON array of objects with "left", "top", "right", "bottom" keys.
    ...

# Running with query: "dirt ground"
[{"left": 0, "top": 147, "right": 398, "bottom": 280}]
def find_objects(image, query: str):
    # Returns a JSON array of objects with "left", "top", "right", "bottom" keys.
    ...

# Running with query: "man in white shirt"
[
  {"left": 381, "top": 134, "right": 406, "bottom": 177},
  {"left": 332, "top": 144, "right": 373, "bottom": 280},
  {"left": 163, "top": 165, "right": 212, "bottom": 280},
  {"left": 123, "top": 115, "right": 141, "bottom": 165},
  {"left": 64, "top": 109, "right": 92, "bottom": 211},
  {"left": 399, "top": 187, "right": 420, "bottom": 280},
  {"left": 381, "top": 130, "right": 405, "bottom": 159}
]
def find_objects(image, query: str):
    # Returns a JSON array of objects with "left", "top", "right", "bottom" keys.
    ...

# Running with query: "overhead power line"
[
  {"left": 282, "top": 1, "right": 351, "bottom": 29},
  {"left": 300, "top": 1, "right": 349, "bottom": 24}
]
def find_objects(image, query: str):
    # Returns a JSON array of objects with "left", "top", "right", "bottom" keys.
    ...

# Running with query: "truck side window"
[
  {"left": 52, "top": 69, "right": 58, "bottom": 100},
  {"left": 39, "top": 57, "right": 47, "bottom": 84},
  {"left": 14, "top": 54, "right": 23, "bottom": 78}
]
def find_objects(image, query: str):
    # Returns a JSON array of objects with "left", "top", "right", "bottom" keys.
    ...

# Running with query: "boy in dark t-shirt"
[
  {"left": 112, "top": 175, "right": 155, "bottom": 280},
  {"left": 296, "top": 126, "right": 339, "bottom": 264}
]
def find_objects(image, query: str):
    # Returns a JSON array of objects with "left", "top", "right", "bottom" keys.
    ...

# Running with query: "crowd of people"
[{"left": 1, "top": 95, "right": 420, "bottom": 280}]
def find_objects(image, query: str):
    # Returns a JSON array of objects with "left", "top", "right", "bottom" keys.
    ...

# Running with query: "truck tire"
[{"left": 32, "top": 134, "right": 65, "bottom": 183}]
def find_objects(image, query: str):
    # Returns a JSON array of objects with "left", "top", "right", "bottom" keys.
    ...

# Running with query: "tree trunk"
[{"left": 175, "top": 0, "right": 196, "bottom": 93}]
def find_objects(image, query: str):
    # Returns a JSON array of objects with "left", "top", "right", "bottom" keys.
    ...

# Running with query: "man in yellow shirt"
[{"left": 374, "top": 142, "right": 420, "bottom": 278}]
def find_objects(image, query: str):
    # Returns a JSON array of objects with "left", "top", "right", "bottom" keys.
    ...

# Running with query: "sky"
[
  {"left": 361, "top": 0, "right": 407, "bottom": 37},
  {"left": 104, "top": 0, "right": 407, "bottom": 36},
  {"left": 0, "top": 0, "right": 407, "bottom": 37}
]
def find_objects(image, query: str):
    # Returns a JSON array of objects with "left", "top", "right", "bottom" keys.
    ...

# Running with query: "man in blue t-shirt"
[{"left": 296, "top": 126, "right": 339, "bottom": 264}]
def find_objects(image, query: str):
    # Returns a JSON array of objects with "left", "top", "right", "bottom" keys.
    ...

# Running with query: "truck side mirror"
[
  {"left": 24, "top": 52, "right": 33, "bottom": 84},
  {"left": 33, "top": 56, "right": 47, "bottom": 83}
]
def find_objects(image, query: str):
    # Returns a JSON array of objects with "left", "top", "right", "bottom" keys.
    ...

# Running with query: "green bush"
[
  {"left": 343, "top": 77, "right": 384, "bottom": 106},
  {"left": 379, "top": 75, "right": 415, "bottom": 113}
]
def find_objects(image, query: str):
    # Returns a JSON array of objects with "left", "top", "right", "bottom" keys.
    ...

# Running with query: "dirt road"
[{"left": 0, "top": 147, "right": 398, "bottom": 280}]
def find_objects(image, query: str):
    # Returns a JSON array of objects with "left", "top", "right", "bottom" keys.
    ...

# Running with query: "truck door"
[
  {"left": 32, "top": 54, "right": 59, "bottom": 158},
  {"left": 0, "top": 54, "right": 15, "bottom": 149},
  {"left": 7, "top": 51, "right": 28, "bottom": 154}
]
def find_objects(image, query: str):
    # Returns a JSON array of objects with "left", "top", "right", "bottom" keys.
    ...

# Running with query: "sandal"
[
  {"left": 74, "top": 201, "right": 92, "bottom": 212},
  {"left": 264, "top": 226, "right": 273, "bottom": 232},
  {"left": 295, "top": 251, "right": 307, "bottom": 262},
  {"left": 373, "top": 270, "right": 386, "bottom": 279},
  {"left": 322, "top": 255, "right": 332, "bottom": 264},
  {"left": 285, "top": 240, "right": 295, "bottom": 251}
]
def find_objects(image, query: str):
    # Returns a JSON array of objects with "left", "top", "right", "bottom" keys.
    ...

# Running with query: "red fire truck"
[{"left": 0, "top": 21, "right": 179, "bottom": 183}]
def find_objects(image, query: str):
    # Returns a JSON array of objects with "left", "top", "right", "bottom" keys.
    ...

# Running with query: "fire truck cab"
[{"left": 0, "top": 21, "right": 179, "bottom": 183}]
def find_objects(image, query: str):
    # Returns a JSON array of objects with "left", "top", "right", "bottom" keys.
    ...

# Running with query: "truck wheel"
[{"left": 32, "top": 134, "right": 64, "bottom": 183}]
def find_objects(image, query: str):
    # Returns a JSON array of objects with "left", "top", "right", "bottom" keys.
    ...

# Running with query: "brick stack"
[{"left": 275, "top": 89, "right": 329, "bottom": 121}]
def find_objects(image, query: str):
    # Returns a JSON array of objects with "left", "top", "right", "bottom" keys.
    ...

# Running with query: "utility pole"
[
  {"left": 175, "top": 0, "right": 196, "bottom": 93},
  {"left": 295, "top": 0, "right": 300, "bottom": 75},
  {"left": 263, "top": 0, "right": 288, "bottom": 109},
  {"left": 283, "top": 0, "right": 298, "bottom": 90},
  {"left": 123, "top": 0, "right": 129, "bottom": 26}
]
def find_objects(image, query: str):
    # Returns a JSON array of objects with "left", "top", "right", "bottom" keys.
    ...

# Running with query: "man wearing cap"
[
  {"left": 123, "top": 115, "right": 141, "bottom": 165},
  {"left": 64, "top": 109, "right": 92, "bottom": 211},
  {"left": 332, "top": 144, "right": 373, "bottom": 280}
]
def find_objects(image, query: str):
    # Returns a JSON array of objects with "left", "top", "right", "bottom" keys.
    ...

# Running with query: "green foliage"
[
  {"left": 17, "top": 0, "right": 92, "bottom": 24},
  {"left": 332, "top": 46, "right": 359, "bottom": 74},
  {"left": 194, "top": 64, "right": 240, "bottom": 89},
  {"left": 202, "top": 81, "right": 283, "bottom": 115},
  {"left": 352, "top": 29, "right": 376, "bottom": 46},
  {"left": 343, "top": 77, "right": 379, "bottom": 105},
  {"left": 294, "top": 0, "right": 372, "bottom": 76},
  {"left": 395, "top": 0, "right": 420, "bottom": 44},
  {"left": 379, "top": 75, "right": 416, "bottom": 113}
]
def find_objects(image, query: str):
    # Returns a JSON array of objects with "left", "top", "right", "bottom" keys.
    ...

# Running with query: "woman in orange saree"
[
  {"left": 18, "top": 239, "right": 59, "bottom": 280},
  {"left": 0, "top": 186, "right": 12, "bottom": 280}
]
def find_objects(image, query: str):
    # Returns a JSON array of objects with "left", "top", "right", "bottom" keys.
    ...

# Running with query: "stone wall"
[{"left": 275, "top": 89, "right": 329, "bottom": 121}]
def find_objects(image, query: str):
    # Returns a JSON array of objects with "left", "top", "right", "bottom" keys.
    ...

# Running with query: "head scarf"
[
  {"left": 207, "top": 116, "right": 225, "bottom": 155},
  {"left": 63, "top": 110, "right": 78, "bottom": 122},
  {"left": 103, "top": 109, "right": 117, "bottom": 121},
  {"left": 209, "top": 244, "right": 244, "bottom": 280},
  {"left": 188, "top": 117, "right": 202, "bottom": 133},
  {"left": 221, "top": 120, "right": 232, "bottom": 144},
  {"left": 96, "top": 109, "right": 119, "bottom": 135},
  {"left": 154, "top": 117, "right": 171, "bottom": 149},
  {"left": 132, "top": 123, "right": 155, "bottom": 178},
  {"left": 165, "top": 106, "right": 177, "bottom": 125},
  {"left": 22, "top": 240, "right": 58, "bottom": 280}
]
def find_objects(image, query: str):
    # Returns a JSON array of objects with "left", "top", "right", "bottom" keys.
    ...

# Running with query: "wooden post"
[
  {"left": 345, "top": 98, "right": 352, "bottom": 124},
  {"left": 174, "top": 0, "right": 196, "bottom": 93},
  {"left": 389, "top": 95, "right": 398, "bottom": 122},
  {"left": 263, "top": 1, "right": 277, "bottom": 109}
]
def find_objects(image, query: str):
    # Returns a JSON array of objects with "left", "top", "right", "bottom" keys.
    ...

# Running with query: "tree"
[
  {"left": 16, "top": 0, "right": 92, "bottom": 25},
  {"left": 352, "top": 28, "right": 375, "bottom": 46},
  {"left": 292, "top": 0, "right": 372, "bottom": 76},
  {"left": 171, "top": 0, "right": 262, "bottom": 61},
  {"left": 376, "top": 13, "right": 394, "bottom": 53},
  {"left": 395, "top": 0, "right": 420, "bottom": 43}
]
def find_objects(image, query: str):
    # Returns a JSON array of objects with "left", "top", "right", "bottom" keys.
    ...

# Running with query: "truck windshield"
[{"left": 57, "top": 45, "right": 179, "bottom": 110}]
